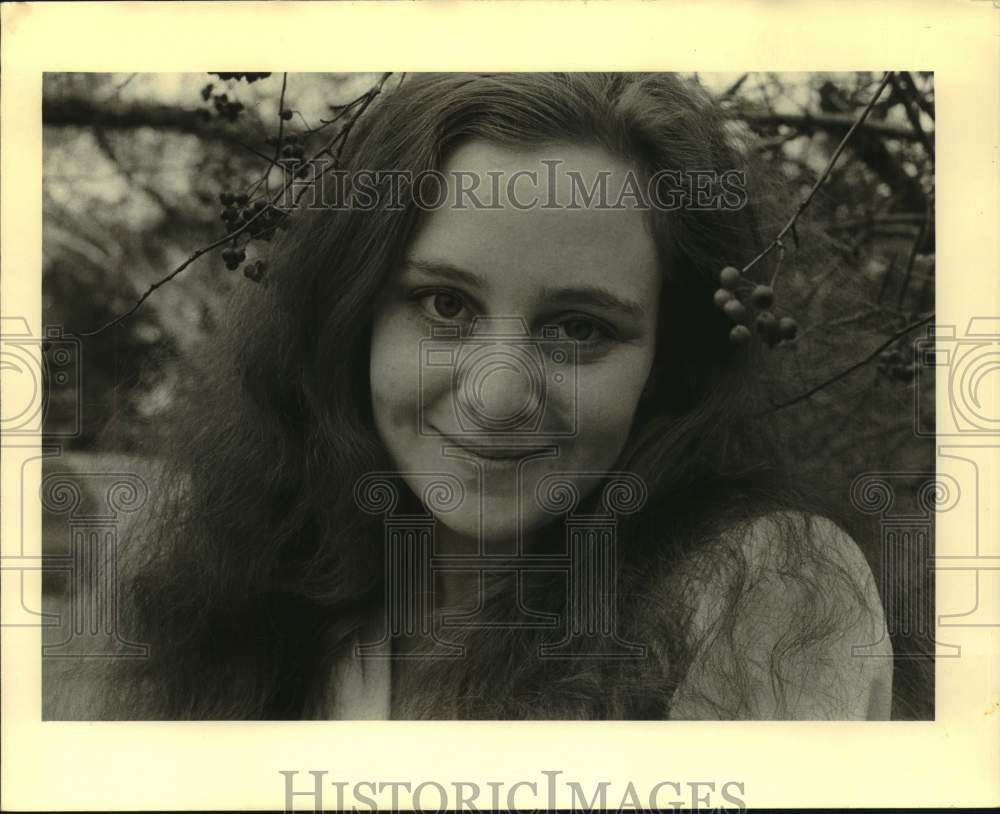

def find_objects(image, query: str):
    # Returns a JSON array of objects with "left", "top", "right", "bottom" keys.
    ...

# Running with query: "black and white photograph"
[
  {"left": 2, "top": 3, "right": 998, "bottom": 813},
  {"left": 38, "top": 69, "right": 935, "bottom": 721}
]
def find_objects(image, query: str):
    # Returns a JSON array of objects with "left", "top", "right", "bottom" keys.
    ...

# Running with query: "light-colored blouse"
[{"left": 314, "top": 514, "right": 893, "bottom": 720}]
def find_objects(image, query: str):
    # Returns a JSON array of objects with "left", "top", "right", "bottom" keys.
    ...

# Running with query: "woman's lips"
[
  {"left": 434, "top": 431, "right": 553, "bottom": 460},
  {"left": 454, "top": 445, "right": 542, "bottom": 460}
]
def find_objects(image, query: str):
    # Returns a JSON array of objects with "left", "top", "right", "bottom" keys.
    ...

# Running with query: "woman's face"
[{"left": 369, "top": 140, "right": 661, "bottom": 547}]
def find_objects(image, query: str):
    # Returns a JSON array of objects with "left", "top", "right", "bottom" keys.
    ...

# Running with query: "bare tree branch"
[
  {"left": 892, "top": 71, "right": 935, "bottom": 159},
  {"left": 43, "top": 97, "right": 257, "bottom": 146},
  {"left": 737, "top": 109, "right": 926, "bottom": 144}
]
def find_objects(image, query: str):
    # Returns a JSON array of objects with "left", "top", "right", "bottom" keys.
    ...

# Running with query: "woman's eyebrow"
[
  {"left": 538, "top": 284, "right": 645, "bottom": 319},
  {"left": 399, "top": 260, "right": 486, "bottom": 290}
]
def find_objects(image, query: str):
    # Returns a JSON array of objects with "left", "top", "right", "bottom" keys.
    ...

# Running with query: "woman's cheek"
[
  {"left": 575, "top": 349, "right": 653, "bottom": 464},
  {"left": 369, "top": 311, "right": 419, "bottom": 431}
]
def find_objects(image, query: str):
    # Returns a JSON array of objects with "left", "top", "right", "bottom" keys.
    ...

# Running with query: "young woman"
[{"left": 103, "top": 72, "right": 892, "bottom": 720}]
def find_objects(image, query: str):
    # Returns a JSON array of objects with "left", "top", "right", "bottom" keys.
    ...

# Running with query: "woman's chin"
[{"left": 431, "top": 505, "right": 554, "bottom": 553}]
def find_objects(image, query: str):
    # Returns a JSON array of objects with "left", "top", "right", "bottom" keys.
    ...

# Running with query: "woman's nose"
[{"left": 455, "top": 350, "right": 544, "bottom": 432}]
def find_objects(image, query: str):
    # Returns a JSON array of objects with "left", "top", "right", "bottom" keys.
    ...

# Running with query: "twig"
[
  {"left": 71, "top": 224, "right": 255, "bottom": 338},
  {"left": 767, "top": 240, "right": 786, "bottom": 287},
  {"left": 233, "top": 138, "right": 274, "bottom": 163},
  {"left": 761, "top": 312, "right": 934, "bottom": 414},
  {"left": 891, "top": 72, "right": 934, "bottom": 160},
  {"left": 876, "top": 255, "right": 896, "bottom": 305},
  {"left": 720, "top": 73, "right": 749, "bottom": 99},
  {"left": 821, "top": 306, "right": 885, "bottom": 330},
  {"left": 899, "top": 71, "right": 935, "bottom": 121},
  {"left": 274, "top": 72, "right": 289, "bottom": 162},
  {"left": 897, "top": 202, "right": 933, "bottom": 308},
  {"left": 261, "top": 72, "right": 290, "bottom": 195},
  {"left": 111, "top": 73, "right": 138, "bottom": 95},
  {"left": 293, "top": 72, "right": 394, "bottom": 207},
  {"left": 741, "top": 72, "right": 894, "bottom": 282}
]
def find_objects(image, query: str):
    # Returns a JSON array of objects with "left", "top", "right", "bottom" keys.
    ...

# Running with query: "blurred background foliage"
[{"left": 41, "top": 72, "right": 935, "bottom": 718}]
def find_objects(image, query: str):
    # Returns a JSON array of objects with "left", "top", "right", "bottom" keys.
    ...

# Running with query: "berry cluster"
[
  {"left": 714, "top": 266, "right": 798, "bottom": 347},
  {"left": 266, "top": 133, "right": 306, "bottom": 166},
  {"left": 877, "top": 341, "right": 915, "bottom": 382},
  {"left": 218, "top": 193, "right": 289, "bottom": 241},
  {"left": 210, "top": 92, "right": 244, "bottom": 122},
  {"left": 221, "top": 245, "right": 246, "bottom": 271},
  {"left": 217, "top": 190, "right": 286, "bottom": 285},
  {"left": 199, "top": 84, "right": 245, "bottom": 121},
  {"left": 242, "top": 259, "right": 269, "bottom": 286},
  {"left": 209, "top": 73, "right": 272, "bottom": 83}
]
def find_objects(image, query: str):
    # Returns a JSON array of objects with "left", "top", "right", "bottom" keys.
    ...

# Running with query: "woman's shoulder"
[
  {"left": 683, "top": 511, "right": 882, "bottom": 615},
  {"left": 667, "top": 511, "right": 893, "bottom": 720}
]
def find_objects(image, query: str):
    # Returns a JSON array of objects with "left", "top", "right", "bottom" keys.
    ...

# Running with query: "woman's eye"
[
  {"left": 559, "top": 317, "right": 605, "bottom": 343},
  {"left": 418, "top": 291, "right": 470, "bottom": 321},
  {"left": 431, "top": 293, "right": 465, "bottom": 319}
]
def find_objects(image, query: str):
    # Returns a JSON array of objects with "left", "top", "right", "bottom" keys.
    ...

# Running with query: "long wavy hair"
[{"left": 108, "top": 73, "right": 869, "bottom": 720}]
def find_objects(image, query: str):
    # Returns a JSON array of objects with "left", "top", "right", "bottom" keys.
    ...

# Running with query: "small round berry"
[
  {"left": 750, "top": 285, "right": 774, "bottom": 308},
  {"left": 719, "top": 266, "right": 741, "bottom": 290},
  {"left": 219, "top": 192, "right": 235, "bottom": 206},
  {"left": 755, "top": 311, "right": 775, "bottom": 331},
  {"left": 235, "top": 193, "right": 249, "bottom": 206},
  {"left": 280, "top": 109, "right": 293, "bottom": 121},
  {"left": 729, "top": 325, "right": 752, "bottom": 345},
  {"left": 713, "top": 289, "right": 733, "bottom": 309},
  {"left": 778, "top": 316, "right": 799, "bottom": 341},
  {"left": 723, "top": 299, "right": 748, "bottom": 323},
  {"left": 756, "top": 312, "right": 782, "bottom": 347}
]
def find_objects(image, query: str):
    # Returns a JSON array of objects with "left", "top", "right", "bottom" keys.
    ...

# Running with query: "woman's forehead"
[
  {"left": 437, "top": 139, "right": 645, "bottom": 210},
  {"left": 394, "top": 141, "right": 659, "bottom": 302}
]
